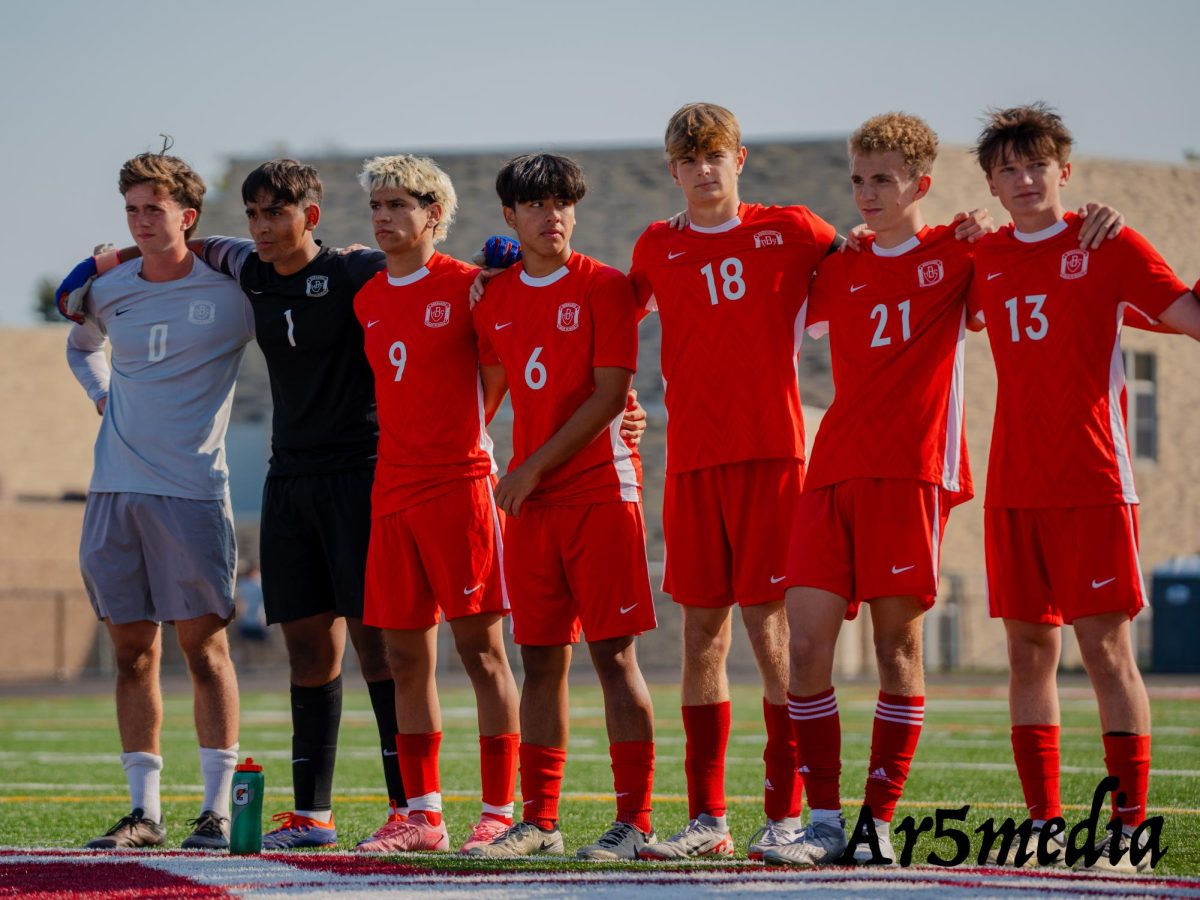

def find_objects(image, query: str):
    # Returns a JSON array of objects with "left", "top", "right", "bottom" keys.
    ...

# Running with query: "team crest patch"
[
  {"left": 305, "top": 275, "right": 330, "bottom": 297},
  {"left": 1061, "top": 248, "right": 1089, "bottom": 279},
  {"left": 917, "top": 259, "right": 944, "bottom": 287},
  {"left": 557, "top": 302, "right": 581, "bottom": 332},
  {"left": 187, "top": 300, "right": 216, "bottom": 324},
  {"left": 753, "top": 230, "right": 784, "bottom": 248},
  {"left": 424, "top": 300, "right": 451, "bottom": 328}
]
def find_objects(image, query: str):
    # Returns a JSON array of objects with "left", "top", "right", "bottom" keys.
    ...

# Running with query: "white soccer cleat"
[
  {"left": 577, "top": 821, "right": 657, "bottom": 860},
  {"left": 638, "top": 814, "right": 733, "bottom": 860},
  {"left": 463, "top": 820, "right": 564, "bottom": 858},
  {"left": 762, "top": 817, "right": 846, "bottom": 867},
  {"left": 747, "top": 818, "right": 804, "bottom": 860}
]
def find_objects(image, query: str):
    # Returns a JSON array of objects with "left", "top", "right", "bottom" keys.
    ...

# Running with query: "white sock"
[
  {"left": 295, "top": 809, "right": 333, "bottom": 822},
  {"left": 199, "top": 744, "right": 239, "bottom": 817},
  {"left": 408, "top": 791, "right": 443, "bottom": 816},
  {"left": 121, "top": 751, "right": 163, "bottom": 823},
  {"left": 775, "top": 815, "right": 803, "bottom": 830},
  {"left": 874, "top": 817, "right": 890, "bottom": 839},
  {"left": 482, "top": 801, "right": 513, "bottom": 820},
  {"left": 697, "top": 812, "right": 728, "bottom": 831},
  {"left": 810, "top": 808, "right": 843, "bottom": 828}
]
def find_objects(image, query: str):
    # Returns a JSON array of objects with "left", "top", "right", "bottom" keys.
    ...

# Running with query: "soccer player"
[
  {"left": 347, "top": 154, "right": 521, "bottom": 854},
  {"left": 467, "top": 154, "right": 659, "bottom": 860},
  {"left": 968, "top": 104, "right": 1200, "bottom": 872},
  {"left": 761, "top": 112, "right": 975, "bottom": 866},
  {"left": 629, "top": 103, "right": 838, "bottom": 859},
  {"left": 66, "top": 149, "right": 250, "bottom": 850}
]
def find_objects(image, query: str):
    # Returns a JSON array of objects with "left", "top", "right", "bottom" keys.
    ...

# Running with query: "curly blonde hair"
[
  {"left": 358, "top": 154, "right": 457, "bottom": 243},
  {"left": 849, "top": 112, "right": 939, "bottom": 177}
]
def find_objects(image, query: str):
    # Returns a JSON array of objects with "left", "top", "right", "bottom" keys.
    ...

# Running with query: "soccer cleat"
[
  {"left": 852, "top": 831, "right": 897, "bottom": 866},
  {"left": 1073, "top": 828, "right": 1151, "bottom": 874},
  {"left": 85, "top": 808, "right": 167, "bottom": 849},
  {"left": 181, "top": 809, "right": 230, "bottom": 850},
  {"left": 577, "top": 822, "right": 658, "bottom": 860},
  {"left": 637, "top": 815, "right": 734, "bottom": 860},
  {"left": 262, "top": 811, "right": 337, "bottom": 849},
  {"left": 463, "top": 820, "right": 565, "bottom": 858},
  {"left": 458, "top": 817, "right": 511, "bottom": 854},
  {"left": 983, "top": 824, "right": 1067, "bottom": 867},
  {"left": 354, "top": 813, "right": 448, "bottom": 852},
  {"left": 763, "top": 817, "right": 846, "bottom": 867},
  {"left": 747, "top": 818, "right": 804, "bottom": 861}
]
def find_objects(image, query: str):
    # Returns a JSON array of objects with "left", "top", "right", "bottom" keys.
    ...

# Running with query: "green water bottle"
[{"left": 229, "top": 757, "right": 264, "bottom": 854}]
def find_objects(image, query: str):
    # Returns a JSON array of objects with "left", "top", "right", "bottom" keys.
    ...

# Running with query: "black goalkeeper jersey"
[{"left": 205, "top": 239, "right": 386, "bottom": 477}]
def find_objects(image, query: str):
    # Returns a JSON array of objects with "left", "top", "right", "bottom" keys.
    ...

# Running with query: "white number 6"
[{"left": 524, "top": 346, "right": 547, "bottom": 390}]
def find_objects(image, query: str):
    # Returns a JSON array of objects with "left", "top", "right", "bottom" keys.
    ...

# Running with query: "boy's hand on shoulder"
[
  {"left": 472, "top": 235, "right": 522, "bottom": 269},
  {"left": 1077, "top": 203, "right": 1124, "bottom": 249},
  {"left": 952, "top": 208, "right": 994, "bottom": 242}
]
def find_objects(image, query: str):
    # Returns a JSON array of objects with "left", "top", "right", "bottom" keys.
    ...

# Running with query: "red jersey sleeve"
[
  {"left": 805, "top": 253, "right": 839, "bottom": 336},
  {"left": 475, "top": 318, "right": 501, "bottom": 366},
  {"left": 1115, "top": 228, "right": 1189, "bottom": 319},
  {"left": 589, "top": 269, "right": 639, "bottom": 371},
  {"left": 628, "top": 229, "right": 656, "bottom": 310}
]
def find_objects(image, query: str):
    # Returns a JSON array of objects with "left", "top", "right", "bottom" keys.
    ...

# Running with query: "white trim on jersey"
[
  {"left": 929, "top": 487, "right": 942, "bottom": 589},
  {"left": 475, "top": 377, "right": 498, "bottom": 476},
  {"left": 387, "top": 266, "right": 431, "bottom": 287},
  {"left": 871, "top": 234, "right": 922, "bottom": 257},
  {"left": 484, "top": 479, "right": 511, "bottom": 612},
  {"left": 793, "top": 298, "right": 810, "bottom": 357},
  {"left": 689, "top": 215, "right": 742, "bottom": 234},
  {"left": 941, "top": 308, "right": 967, "bottom": 492},
  {"left": 1108, "top": 304, "right": 1140, "bottom": 504},
  {"left": 607, "top": 414, "right": 642, "bottom": 503},
  {"left": 1013, "top": 218, "right": 1069, "bottom": 243},
  {"left": 519, "top": 265, "right": 570, "bottom": 288}
]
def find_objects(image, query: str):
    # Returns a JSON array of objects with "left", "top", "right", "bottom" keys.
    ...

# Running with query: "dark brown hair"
[
  {"left": 118, "top": 152, "right": 206, "bottom": 238},
  {"left": 973, "top": 103, "right": 1073, "bottom": 174},
  {"left": 495, "top": 154, "right": 587, "bottom": 208},
  {"left": 241, "top": 158, "right": 324, "bottom": 206}
]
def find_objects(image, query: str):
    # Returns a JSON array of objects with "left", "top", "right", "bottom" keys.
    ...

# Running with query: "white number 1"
[{"left": 284, "top": 309, "right": 296, "bottom": 347}]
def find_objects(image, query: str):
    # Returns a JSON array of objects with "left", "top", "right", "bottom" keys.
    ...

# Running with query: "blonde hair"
[
  {"left": 358, "top": 154, "right": 457, "bottom": 243},
  {"left": 849, "top": 112, "right": 939, "bottom": 177},
  {"left": 664, "top": 103, "right": 742, "bottom": 161}
]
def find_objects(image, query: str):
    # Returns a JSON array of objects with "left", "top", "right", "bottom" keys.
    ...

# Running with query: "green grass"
[{"left": 1, "top": 681, "right": 1196, "bottom": 875}]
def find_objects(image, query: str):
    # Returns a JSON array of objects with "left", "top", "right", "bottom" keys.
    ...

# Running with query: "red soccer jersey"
[
  {"left": 473, "top": 252, "right": 641, "bottom": 506},
  {"left": 804, "top": 225, "right": 973, "bottom": 503},
  {"left": 968, "top": 213, "right": 1188, "bottom": 508},
  {"left": 354, "top": 253, "right": 495, "bottom": 516},
  {"left": 629, "top": 202, "right": 837, "bottom": 474}
]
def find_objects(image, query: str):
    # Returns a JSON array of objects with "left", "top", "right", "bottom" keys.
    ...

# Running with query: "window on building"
[{"left": 1123, "top": 350, "right": 1158, "bottom": 461}]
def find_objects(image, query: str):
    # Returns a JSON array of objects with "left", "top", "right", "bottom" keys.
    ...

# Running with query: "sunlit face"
[
  {"left": 124, "top": 182, "right": 195, "bottom": 255},
  {"left": 850, "top": 150, "right": 928, "bottom": 235},
  {"left": 668, "top": 144, "right": 746, "bottom": 208},
  {"left": 369, "top": 187, "right": 440, "bottom": 255},
  {"left": 985, "top": 152, "right": 1070, "bottom": 221},
  {"left": 243, "top": 192, "right": 317, "bottom": 264},
  {"left": 502, "top": 197, "right": 576, "bottom": 260}
]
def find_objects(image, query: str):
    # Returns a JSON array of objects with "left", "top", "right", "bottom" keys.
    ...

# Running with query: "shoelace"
[
  {"left": 104, "top": 813, "right": 145, "bottom": 836},
  {"left": 269, "top": 812, "right": 316, "bottom": 832},
  {"left": 596, "top": 824, "right": 634, "bottom": 848},
  {"left": 186, "top": 812, "right": 226, "bottom": 837}
]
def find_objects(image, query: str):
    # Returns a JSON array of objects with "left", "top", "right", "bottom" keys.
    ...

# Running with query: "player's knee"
[{"left": 114, "top": 642, "right": 159, "bottom": 680}]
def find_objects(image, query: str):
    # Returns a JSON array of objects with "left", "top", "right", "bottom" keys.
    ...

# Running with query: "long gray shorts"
[{"left": 80, "top": 492, "right": 237, "bottom": 625}]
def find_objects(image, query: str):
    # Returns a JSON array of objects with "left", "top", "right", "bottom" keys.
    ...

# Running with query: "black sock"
[
  {"left": 291, "top": 676, "right": 342, "bottom": 813},
  {"left": 367, "top": 678, "right": 406, "bottom": 807}
]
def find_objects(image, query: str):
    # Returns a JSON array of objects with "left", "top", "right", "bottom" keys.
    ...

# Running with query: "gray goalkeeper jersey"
[{"left": 66, "top": 256, "right": 255, "bottom": 500}]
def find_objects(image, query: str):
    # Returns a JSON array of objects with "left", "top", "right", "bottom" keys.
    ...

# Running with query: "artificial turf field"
[{"left": 1, "top": 678, "right": 1197, "bottom": 885}]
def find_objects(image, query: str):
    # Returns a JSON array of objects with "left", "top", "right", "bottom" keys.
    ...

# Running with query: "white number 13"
[{"left": 1004, "top": 294, "right": 1049, "bottom": 342}]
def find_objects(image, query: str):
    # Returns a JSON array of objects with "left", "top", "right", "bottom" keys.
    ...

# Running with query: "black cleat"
[
  {"left": 181, "top": 809, "right": 230, "bottom": 850},
  {"left": 85, "top": 808, "right": 167, "bottom": 849}
]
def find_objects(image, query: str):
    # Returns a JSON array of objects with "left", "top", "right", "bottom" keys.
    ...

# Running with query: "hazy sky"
[{"left": 2, "top": 0, "right": 1196, "bottom": 324}]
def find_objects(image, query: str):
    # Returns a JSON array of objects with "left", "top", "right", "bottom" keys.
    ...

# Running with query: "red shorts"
[
  {"left": 504, "top": 501, "right": 656, "bottom": 646},
  {"left": 662, "top": 459, "right": 805, "bottom": 608},
  {"left": 363, "top": 477, "right": 507, "bottom": 630},
  {"left": 786, "top": 478, "right": 952, "bottom": 620},
  {"left": 984, "top": 505, "right": 1145, "bottom": 625}
]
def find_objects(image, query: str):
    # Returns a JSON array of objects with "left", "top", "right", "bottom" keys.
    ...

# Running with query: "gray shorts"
[{"left": 80, "top": 492, "right": 237, "bottom": 625}]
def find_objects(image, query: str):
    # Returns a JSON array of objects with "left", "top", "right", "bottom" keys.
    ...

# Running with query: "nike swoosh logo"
[
  {"left": 667, "top": 250, "right": 686, "bottom": 260},
  {"left": 367, "top": 320, "right": 380, "bottom": 328},
  {"left": 850, "top": 284, "right": 868, "bottom": 293},
  {"left": 1092, "top": 577, "right": 1116, "bottom": 589},
  {"left": 891, "top": 565, "right": 916, "bottom": 574},
  {"left": 249, "top": 289, "right": 264, "bottom": 295},
  {"left": 292, "top": 758, "right": 310, "bottom": 764},
  {"left": 1117, "top": 805, "right": 1140, "bottom": 813},
  {"left": 769, "top": 575, "right": 787, "bottom": 584},
  {"left": 494, "top": 321, "right": 513, "bottom": 330},
  {"left": 463, "top": 584, "right": 483, "bottom": 595},
  {"left": 987, "top": 272, "right": 1003, "bottom": 280},
  {"left": 114, "top": 308, "right": 131, "bottom": 316},
  {"left": 619, "top": 604, "right": 638, "bottom": 614},
  {"left": 615, "top": 792, "right": 630, "bottom": 798},
  {"left": 382, "top": 749, "right": 398, "bottom": 757}
]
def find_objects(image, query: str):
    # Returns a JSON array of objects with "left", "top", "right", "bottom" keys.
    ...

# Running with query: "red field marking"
[{"left": 0, "top": 857, "right": 229, "bottom": 899}]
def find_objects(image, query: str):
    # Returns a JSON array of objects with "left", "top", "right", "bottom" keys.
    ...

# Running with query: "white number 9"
[{"left": 389, "top": 340, "right": 407, "bottom": 382}]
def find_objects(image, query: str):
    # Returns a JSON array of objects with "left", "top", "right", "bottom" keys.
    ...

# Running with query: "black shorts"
[{"left": 260, "top": 468, "right": 373, "bottom": 625}]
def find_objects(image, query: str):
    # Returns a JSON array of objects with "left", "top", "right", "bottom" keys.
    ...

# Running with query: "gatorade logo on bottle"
[{"left": 234, "top": 783, "right": 251, "bottom": 806}]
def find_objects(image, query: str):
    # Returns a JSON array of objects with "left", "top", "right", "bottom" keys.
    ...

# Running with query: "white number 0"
[
  {"left": 524, "top": 346, "right": 547, "bottom": 390},
  {"left": 147, "top": 323, "right": 168, "bottom": 362},
  {"left": 389, "top": 341, "right": 407, "bottom": 382}
]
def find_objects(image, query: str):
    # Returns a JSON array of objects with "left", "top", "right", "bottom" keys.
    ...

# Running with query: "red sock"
[
  {"left": 519, "top": 743, "right": 566, "bottom": 830},
  {"left": 479, "top": 732, "right": 519, "bottom": 824},
  {"left": 396, "top": 731, "right": 442, "bottom": 826},
  {"left": 1102, "top": 733, "right": 1151, "bottom": 828},
  {"left": 682, "top": 702, "right": 730, "bottom": 818},
  {"left": 1011, "top": 724, "right": 1062, "bottom": 821},
  {"left": 788, "top": 689, "right": 841, "bottom": 812},
  {"left": 863, "top": 692, "right": 924, "bottom": 822},
  {"left": 611, "top": 740, "right": 654, "bottom": 833},
  {"left": 762, "top": 699, "right": 801, "bottom": 820}
]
